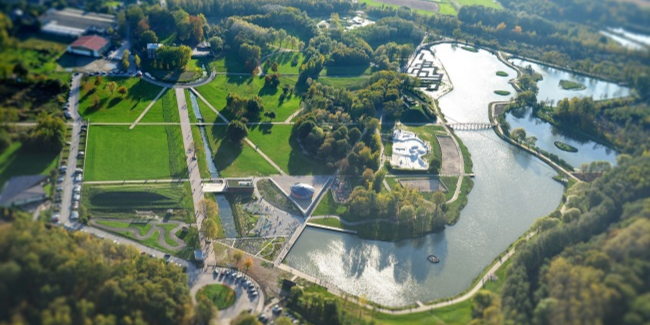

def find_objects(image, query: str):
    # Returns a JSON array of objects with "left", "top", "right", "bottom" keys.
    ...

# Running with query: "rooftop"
[
  {"left": 39, "top": 8, "right": 116, "bottom": 36},
  {"left": 70, "top": 35, "right": 109, "bottom": 51},
  {"left": 0, "top": 175, "right": 47, "bottom": 207}
]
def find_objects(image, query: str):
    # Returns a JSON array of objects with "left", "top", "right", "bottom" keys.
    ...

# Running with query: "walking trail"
[
  {"left": 90, "top": 219, "right": 188, "bottom": 251},
  {"left": 129, "top": 87, "right": 168, "bottom": 129},
  {"left": 190, "top": 87, "right": 286, "bottom": 176}
]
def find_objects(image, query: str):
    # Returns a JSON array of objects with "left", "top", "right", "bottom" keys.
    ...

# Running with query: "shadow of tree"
[{"left": 210, "top": 125, "right": 243, "bottom": 173}]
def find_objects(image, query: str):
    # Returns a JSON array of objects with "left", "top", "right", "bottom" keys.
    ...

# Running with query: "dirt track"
[{"left": 372, "top": 0, "right": 440, "bottom": 12}]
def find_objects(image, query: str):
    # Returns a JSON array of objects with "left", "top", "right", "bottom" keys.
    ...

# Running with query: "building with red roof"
[{"left": 66, "top": 35, "right": 110, "bottom": 57}]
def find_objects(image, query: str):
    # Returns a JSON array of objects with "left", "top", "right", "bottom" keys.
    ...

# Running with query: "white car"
[
  {"left": 73, "top": 194, "right": 81, "bottom": 201},
  {"left": 70, "top": 211, "right": 79, "bottom": 220},
  {"left": 74, "top": 174, "right": 83, "bottom": 183},
  {"left": 73, "top": 185, "right": 81, "bottom": 193}
]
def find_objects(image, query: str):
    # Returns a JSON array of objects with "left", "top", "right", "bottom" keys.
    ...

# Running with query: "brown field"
[{"left": 374, "top": 0, "right": 440, "bottom": 12}]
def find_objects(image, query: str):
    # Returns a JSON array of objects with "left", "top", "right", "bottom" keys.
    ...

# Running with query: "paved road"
[
  {"left": 190, "top": 267, "right": 264, "bottom": 324},
  {"left": 175, "top": 89, "right": 215, "bottom": 264},
  {"left": 58, "top": 74, "right": 83, "bottom": 225}
]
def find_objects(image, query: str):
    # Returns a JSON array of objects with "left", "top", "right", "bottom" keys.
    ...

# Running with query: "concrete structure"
[
  {"left": 0, "top": 175, "right": 48, "bottom": 207},
  {"left": 40, "top": 8, "right": 116, "bottom": 38},
  {"left": 147, "top": 43, "right": 163, "bottom": 59},
  {"left": 390, "top": 129, "right": 430, "bottom": 170},
  {"left": 290, "top": 183, "right": 315, "bottom": 199},
  {"left": 67, "top": 35, "right": 110, "bottom": 57}
]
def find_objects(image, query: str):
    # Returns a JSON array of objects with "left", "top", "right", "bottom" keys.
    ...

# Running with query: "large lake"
[{"left": 284, "top": 44, "right": 564, "bottom": 307}]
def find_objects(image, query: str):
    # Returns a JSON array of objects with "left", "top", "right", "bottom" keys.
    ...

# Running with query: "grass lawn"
[
  {"left": 140, "top": 88, "right": 179, "bottom": 123},
  {"left": 310, "top": 217, "right": 343, "bottom": 229},
  {"left": 457, "top": 0, "right": 501, "bottom": 9},
  {"left": 247, "top": 124, "right": 334, "bottom": 175},
  {"left": 78, "top": 76, "right": 163, "bottom": 123},
  {"left": 85, "top": 125, "right": 187, "bottom": 181},
  {"left": 0, "top": 142, "right": 59, "bottom": 187},
  {"left": 358, "top": 0, "right": 438, "bottom": 15},
  {"left": 147, "top": 58, "right": 206, "bottom": 83},
  {"left": 82, "top": 183, "right": 195, "bottom": 222},
  {"left": 262, "top": 52, "right": 303, "bottom": 75},
  {"left": 559, "top": 79, "right": 587, "bottom": 90},
  {"left": 321, "top": 64, "right": 373, "bottom": 77},
  {"left": 370, "top": 300, "right": 472, "bottom": 325},
  {"left": 195, "top": 75, "right": 301, "bottom": 122},
  {"left": 192, "top": 90, "right": 222, "bottom": 123},
  {"left": 438, "top": 1, "right": 458, "bottom": 15},
  {"left": 385, "top": 177, "right": 399, "bottom": 190},
  {"left": 95, "top": 220, "right": 153, "bottom": 236},
  {"left": 316, "top": 77, "right": 368, "bottom": 89},
  {"left": 211, "top": 52, "right": 250, "bottom": 74},
  {"left": 196, "top": 284, "right": 237, "bottom": 310},
  {"left": 205, "top": 124, "right": 278, "bottom": 177},
  {"left": 312, "top": 190, "right": 347, "bottom": 216}
]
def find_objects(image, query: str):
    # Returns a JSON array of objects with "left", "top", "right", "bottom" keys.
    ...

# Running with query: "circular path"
[{"left": 190, "top": 267, "right": 265, "bottom": 324}]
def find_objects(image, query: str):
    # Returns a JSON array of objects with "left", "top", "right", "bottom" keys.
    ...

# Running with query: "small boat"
[{"left": 427, "top": 255, "right": 440, "bottom": 263}]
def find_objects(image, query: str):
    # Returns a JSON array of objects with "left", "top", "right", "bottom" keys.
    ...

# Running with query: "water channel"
[
  {"left": 284, "top": 44, "right": 564, "bottom": 307},
  {"left": 188, "top": 91, "right": 238, "bottom": 238}
]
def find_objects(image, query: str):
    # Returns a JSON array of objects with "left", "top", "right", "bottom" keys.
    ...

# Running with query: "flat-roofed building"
[{"left": 39, "top": 8, "right": 116, "bottom": 38}]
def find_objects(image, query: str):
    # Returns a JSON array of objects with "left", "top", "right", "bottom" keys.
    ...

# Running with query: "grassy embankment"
[{"left": 247, "top": 124, "right": 334, "bottom": 175}]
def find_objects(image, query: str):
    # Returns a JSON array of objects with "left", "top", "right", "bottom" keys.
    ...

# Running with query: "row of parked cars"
[{"left": 216, "top": 269, "right": 259, "bottom": 298}]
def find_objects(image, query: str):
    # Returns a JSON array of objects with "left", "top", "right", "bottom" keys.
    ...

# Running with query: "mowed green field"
[
  {"left": 85, "top": 126, "right": 187, "bottom": 181},
  {"left": 195, "top": 75, "right": 301, "bottom": 122},
  {"left": 261, "top": 52, "right": 304, "bottom": 75},
  {"left": 457, "top": 0, "right": 501, "bottom": 9},
  {"left": 140, "top": 88, "right": 179, "bottom": 123},
  {"left": 204, "top": 124, "right": 278, "bottom": 177},
  {"left": 0, "top": 142, "right": 59, "bottom": 187},
  {"left": 78, "top": 77, "right": 163, "bottom": 123},
  {"left": 82, "top": 183, "right": 194, "bottom": 221},
  {"left": 247, "top": 124, "right": 334, "bottom": 175}
]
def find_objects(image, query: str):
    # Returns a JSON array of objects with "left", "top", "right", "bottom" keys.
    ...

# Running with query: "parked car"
[
  {"left": 73, "top": 193, "right": 80, "bottom": 201},
  {"left": 52, "top": 214, "right": 60, "bottom": 223},
  {"left": 74, "top": 174, "right": 83, "bottom": 183},
  {"left": 64, "top": 111, "right": 72, "bottom": 119},
  {"left": 73, "top": 185, "right": 81, "bottom": 193},
  {"left": 75, "top": 168, "right": 83, "bottom": 174},
  {"left": 70, "top": 211, "right": 79, "bottom": 220},
  {"left": 78, "top": 151, "right": 85, "bottom": 157},
  {"left": 72, "top": 201, "right": 79, "bottom": 210},
  {"left": 66, "top": 141, "right": 71, "bottom": 146},
  {"left": 57, "top": 177, "right": 64, "bottom": 183}
]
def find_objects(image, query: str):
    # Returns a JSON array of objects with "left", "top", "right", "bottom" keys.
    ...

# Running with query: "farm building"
[
  {"left": 290, "top": 183, "right": 315, "bottom": 199},
  {"left": 0, "top": 175, "right": 48, "bottom": 208},
  {"left": 67, "top": 35, "right": 110, "bottom": 57},
  {"left": 39, "top": 8, "right": 116, "bottom": 38}
]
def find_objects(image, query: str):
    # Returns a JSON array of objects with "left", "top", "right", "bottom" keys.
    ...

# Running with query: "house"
[
  {"left": 226, "top": 179, "right": 254, "bottom": 193},
  {"left": 39, "top": 8, "right": 116, "bottom": 38},
  {"left": 147, "top": 43, "right": 162, "bottom": 59},
  {"left": 0, "top": 175, "right": 48, "bottom": 208},
  {"left": 197, "top": 41, "right": 210, "bottom": 49},
  {"left": 67, "top": 35, "right": 110, "bottom": 57}
]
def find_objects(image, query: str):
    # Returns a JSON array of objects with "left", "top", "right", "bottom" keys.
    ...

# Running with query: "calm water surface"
[{"left": 285, "top": 44, "right": 563, "bottom": 306}]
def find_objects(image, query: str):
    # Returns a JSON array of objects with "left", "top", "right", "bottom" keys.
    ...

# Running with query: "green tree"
[
  {"left": 200, "top": 218, "right": 219, "bottom": 240},
  {"left": 511, "top": 128, "right": 527, "bottom": 143},
  {"left": 134, "top": 54, "right": 141, "bottom": 69},
  {"left": 106, "top": 81, "right": 118, "bottom": 95},
  {"left": 12, "top": 62, "right": 28, "bottom": 80},
  {"left": 242, "top": 257, "right": 253, "bottom": 274},
  {"left": 122, "top": 50, "right": 130, "bottom": 70},
  {"left": 271, "top": 61, "right": 278, "bottom": 72},
  {"left": 28, "top": 113, "right": 66, "bottom": 153},
  {"left": 94, "top": 76, "right": 102, "bottom": 86},
  {"left": 117, "top": 86, "right": 128, "bottom": 97},
  {"left": 432, "top": 191, "right": 446, "bottom": 212},
  {"left": 208, "top": 36, "right": 223, "bottom": 53},
  {"left": 232, "top": 250, "right": 244, "bottom": 267},
  {"left": 226, "top": 120, "right": 248, "bottom": 144},
  {"left": 231, "top": 312, "right": 261, "bottom": 325}
]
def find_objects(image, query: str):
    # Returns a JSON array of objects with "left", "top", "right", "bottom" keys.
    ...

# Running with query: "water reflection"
[{"left": 285, "top": 44, "right": 563, "bottom": 307}]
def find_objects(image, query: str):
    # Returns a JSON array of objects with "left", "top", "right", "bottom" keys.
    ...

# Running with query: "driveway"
[{"left": 190, "top": 267, "right": 265, "bottom": 324}]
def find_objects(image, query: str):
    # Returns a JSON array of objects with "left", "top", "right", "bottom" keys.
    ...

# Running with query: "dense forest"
[{"left": 0, "top": 215, "right": 215, "bottom": 325}]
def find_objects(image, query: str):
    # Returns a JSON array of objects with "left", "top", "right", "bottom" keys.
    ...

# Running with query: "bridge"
[{"left": 448, "top": 123, "right": 496, "bottom": 131}]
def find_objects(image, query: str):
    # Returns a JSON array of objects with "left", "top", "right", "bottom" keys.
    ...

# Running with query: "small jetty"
[{"left": 427, "top": 255, "right": 440, "bottom": 264}]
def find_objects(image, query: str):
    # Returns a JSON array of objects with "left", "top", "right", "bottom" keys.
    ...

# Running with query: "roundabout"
[{"left": 190, "top": 267, "right": 264, "bottom": 323}]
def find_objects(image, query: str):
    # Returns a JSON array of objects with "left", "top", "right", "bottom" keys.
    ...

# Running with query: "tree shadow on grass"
[
  {"left": 257, "top": 83, "right": 279, "bottom": 97},
  {"left": 286, "top": 133, "right": 335, "bottom": 176},
  {"left": 211, "top": 126, "right": 243, "bottom": 173},
  {"left": 225, "top": 75, "right": 248, "bottom": 86},
  {"left": 0, "top": 145, "right": 58, "bottom": 187}
]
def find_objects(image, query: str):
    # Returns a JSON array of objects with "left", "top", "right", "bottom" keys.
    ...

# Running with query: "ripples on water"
[{"left": 285, "top": 44, "right": 563, "bottom": 306}]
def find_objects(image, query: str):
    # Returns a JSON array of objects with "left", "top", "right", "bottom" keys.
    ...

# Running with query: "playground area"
[
  {"left": 398, "top": 177, "right": 448, "bottom": 193},
  {"left": 390, "top": 129, "right": 430, "bottom": 170}
]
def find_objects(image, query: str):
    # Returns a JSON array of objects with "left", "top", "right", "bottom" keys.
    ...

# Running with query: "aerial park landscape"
[{"left": 0, "top": 0, "right": 649, "bottom": 324}]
